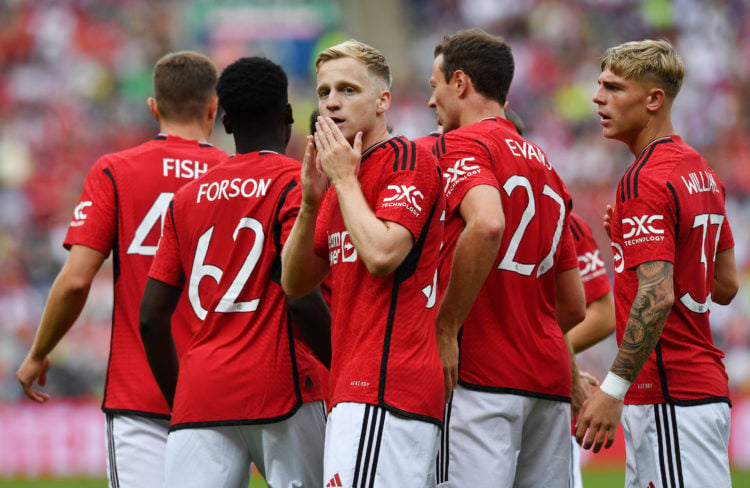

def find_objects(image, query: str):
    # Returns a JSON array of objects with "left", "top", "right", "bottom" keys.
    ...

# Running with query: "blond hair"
[
  {"left": 315, "top": 39, "right": 391, "bottom": 90},
  {"left": 601, "top": 39, "right": 685, "bottom": 99}
]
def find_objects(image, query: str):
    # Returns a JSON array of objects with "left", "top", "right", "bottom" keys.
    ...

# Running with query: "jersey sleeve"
[
  {"left": 439, "top": 132, "right": 500, "bottom": 215},
  {"left": 618, "top": 185, "right": 676, "bottom": 270},
  {"left": 148, "top": 201, "right": 185, "bottom": 288},
  {"left": 63, "top": 157, "right": 117, "bottom": 254},
  {"left": 556, "top": 225, "right": 578, "bottom": 272},
  {"left": 570, "top": 216, "right": 611, "bottom": 303},
  {"left": 373, "top": 145, "right": 441, "bottom": 241},
  {"left": 718, "top": 212, "right": 734, "bottom": 252},
  {"left": 277, "top": 180, "right": 302, "bottom": 248}
]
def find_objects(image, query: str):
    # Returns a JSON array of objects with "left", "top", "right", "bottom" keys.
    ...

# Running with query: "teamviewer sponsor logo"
[
  {"left": 443, "top": 157, "right": 480, "bottom": 196},
  {"left": 622, "top": 214, "right": 665, "bottom": 246},
  {"left": 70, "top": 201, "right": 93, "bottom": 227},
  {"left": 381, "top": 184, "right": 424, "bottom": 216},
  {"left": 328, "top": 231, "right": 358, "bottom": 265},
  {"left": 612, "top": 243, "right": 624, "bottom": 273}
]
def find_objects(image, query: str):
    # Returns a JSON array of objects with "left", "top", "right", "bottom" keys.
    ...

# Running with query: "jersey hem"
[
  {"left": 381, "top": 401, "right": 442, "bottom": 427},
  {"left": 169, "top": 401, "right": 303, "bottom": 431},
  {"left": 625, "top": 396, "right": 732, "bottom": 408},
  {"left": 458, "top": 379, "right": 571, "bottom": 403},
  {"left": 101, "top": 407, "right": 170, "bottom": 420}
]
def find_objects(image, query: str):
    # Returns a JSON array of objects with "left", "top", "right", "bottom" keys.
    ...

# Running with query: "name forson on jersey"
[
  {"left": 196, "top": 178, "right": 271, "bottom": 203},
  {"left": 621, "top": 214, "right": 665, "bottom": 246},
  {"left": 328, "top": 230, "right": 357, "bottom": 265},
  {"left": 381, "top": 184, "right": 424, "bottom": 216},
  {"left": 162, "top": 158, "right": 209, "bottom": 179}
]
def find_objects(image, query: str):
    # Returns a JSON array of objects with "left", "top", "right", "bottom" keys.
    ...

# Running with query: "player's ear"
[
  {"left": 454, "top": 70, "right": 468, "bottom": 98},
  {"left": 376, "top": 90, "right": 391, "bottom": 115},
  {"left": 221, "top": 112, "right": 233, "bottom": 135},
  {"left": 147, "top": 97, "right": 160, "bottom": 122},
  {"left": 284, "top": 103, "right": 294, "bottom": 125},
  {"left": 645, "top": 87, "right": 666, "bottom": 112},
  {"left": 207, "top": 95, "right": 219, "bottom": 124}
]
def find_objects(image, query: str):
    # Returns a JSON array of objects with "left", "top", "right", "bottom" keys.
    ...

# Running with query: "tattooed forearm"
[{"left": 611, "top": 261, "right": 675, "bottom": 382}]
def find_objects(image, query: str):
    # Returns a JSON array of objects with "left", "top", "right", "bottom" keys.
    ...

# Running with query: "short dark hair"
[
  {"left": 434, "top": 28, "right": 514, "bottom": 106},
  {"left": 217, "top": 57, "right": 289, "bottom": 125},
  {"left": 153, "top": 51, "right": 218, "bottom": 122}
]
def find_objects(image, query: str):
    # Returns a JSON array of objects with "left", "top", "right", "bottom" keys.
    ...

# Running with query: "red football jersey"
[
  {"left": 435, "top": 117, "right": 578, "bottom": 400},
  {"left": 64, "top": 134, "right": 227, "bottom": 417},
  {"left": 313, "top": 136, "right": 445, "bottom": 424},
  {"left": 569, "top": 212, "right": 611, "bottom": 304},
  {"left": 149, "top": 151, "right": 325, "bottom": 426},
  {"left": 610, "top": 135, "right": 733, "bottom": 405}
]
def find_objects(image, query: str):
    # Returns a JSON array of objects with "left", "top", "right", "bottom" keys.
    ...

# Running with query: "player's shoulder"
[
  {"left": 568, "top": 212, "right": 594, "bottom": 241},
  {"left": 363, "top": 135, "right": 437, "bottom": 173}
]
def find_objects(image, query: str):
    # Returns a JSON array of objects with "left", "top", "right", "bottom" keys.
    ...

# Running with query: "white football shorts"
[
  {"left": 163, "top": 400, "right": 326, "bottom": 487},
  {"left": 622, "top": 402, "right": 730, "bottom": 488},
  {"left": 324, "top": 402, "right": 440, "bottom": 488},
  {"left": 437, "top": 384, "right": 571, "bottom": 488},
  {"left": 105, "top": 413, "right": 170, "bottom": 488}
]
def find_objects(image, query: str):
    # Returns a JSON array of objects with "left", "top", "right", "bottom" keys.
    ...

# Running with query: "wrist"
[{"left": 599, "top": 372, "right": 631, "bottom": 401}]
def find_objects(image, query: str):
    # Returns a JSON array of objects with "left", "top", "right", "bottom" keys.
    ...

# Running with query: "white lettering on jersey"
[
  {"left": 162, "top": 158, "right": 208, "bottom": 179},
  {"left": 381, "top": 184, "right": 424, "bottom": 216},
  {"left": 72, "top": 201, "right": 92, "bottom": 223},
  {"left": 421, "top": 269, "right": 438, "bottom": 309},
  {"left": 327, "top": 231, "right": 358, "bottom": 264},
  {"left": 681, "top": 171, "right": 719, "bottom": 195},
  {"left": 504, "top": 139, "right": 552, "bottom": 169},
  {"left": 196, "top": 178, "right": 271, "bottom": 203},
  {"left": 622, "top": 214, "right": 665, "bottom": 246},
  {"left": 612, "top": 242, "right": 624, "bottom": 273},
  {"left": 443, "top": 157, "right": 480, "bottom": 195},
  {"left": 578, "top": 249, "right": 606, "bottom": 282}
]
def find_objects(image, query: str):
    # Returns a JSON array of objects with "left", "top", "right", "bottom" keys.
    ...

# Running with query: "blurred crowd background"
[{"left": 1, "top": 0, "right": 749, "bottom": 410}]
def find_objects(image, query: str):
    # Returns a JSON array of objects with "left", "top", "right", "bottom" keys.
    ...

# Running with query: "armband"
[{"left": 599, "top": 372, "right": 631, "bottom": 401}]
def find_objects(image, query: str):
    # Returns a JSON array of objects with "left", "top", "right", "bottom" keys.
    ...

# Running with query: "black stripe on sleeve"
[{"left": 270, "top": 180, "right": 298, "bottom": 284}]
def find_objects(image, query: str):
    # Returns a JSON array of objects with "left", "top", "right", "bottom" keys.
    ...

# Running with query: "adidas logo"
[{"left": 326, "top": 473, "right": 343, "bottom": 487}]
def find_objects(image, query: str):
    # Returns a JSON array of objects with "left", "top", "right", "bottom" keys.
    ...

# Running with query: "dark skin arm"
[
  {"left": 576, "top": 260, "right": 674, "bottom": 452},
  {"left": 139, "top": 278, "right": 182, "bottom": 410},
  {"left": 286, "top": 286, "right": 332, "bottom": 369}
]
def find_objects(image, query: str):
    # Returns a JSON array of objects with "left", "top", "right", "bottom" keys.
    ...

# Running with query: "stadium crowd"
[{"left": 0, "top": 0, "right": 748, "bottom": 417}]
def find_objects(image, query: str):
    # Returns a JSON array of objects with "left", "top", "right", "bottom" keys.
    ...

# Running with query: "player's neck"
[
  {"left": 159, "top": 120, "right": 212, "bottom": 143},
  {"left": 361, "top": 125, "right": 391, "bottom": 152},
  {"left": 629, "top": 116, "right": 674, "bottom": 156},
  {"left": 460, "top": 96, "right": 504, "bottom": 128},
  {"left": 234, "top": 132, "right": 287, "bottom": 155}
]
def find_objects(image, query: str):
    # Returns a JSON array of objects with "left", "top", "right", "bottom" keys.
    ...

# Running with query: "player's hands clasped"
[
  {"left": 314, "top": 116, "right": 362, "bottom": 187},
  {"left": 300, "top": 135, "right": 327, "bottom": 209}
]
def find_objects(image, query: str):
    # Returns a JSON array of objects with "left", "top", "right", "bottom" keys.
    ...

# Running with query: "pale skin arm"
[
  {"left": 712, "top": 248, "right": 738, "bottom": 305},
  {"left": 567, "top": 291, "right": 616, "bottom": 353},
  {"left": 281, "top": 136, "right": 331, "bottom": 298},
  {"left": 16, "top": 244, "right": 107, "bottom": 403},
  {"left": 436, "top": 185, "right": 504, "bottom": 401},
  {"left": 576, "top": 260, "right": 674, "bottom": 453},
  {"left": 555, "top": 266, "right": 586, "bottom": 333},
  {"left": 314, "top": 117, "right": 414, "bottom": 276}
]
